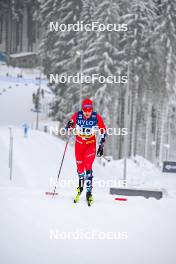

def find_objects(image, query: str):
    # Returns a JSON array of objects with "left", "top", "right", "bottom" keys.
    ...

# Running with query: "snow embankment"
[{"left": 0, "top": 128, "right": 176, "bottom": 264}]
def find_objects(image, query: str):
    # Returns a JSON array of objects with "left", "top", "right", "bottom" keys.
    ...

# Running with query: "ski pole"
[{"left": 51, "top": 133, "right": 71, "bottom": 197}]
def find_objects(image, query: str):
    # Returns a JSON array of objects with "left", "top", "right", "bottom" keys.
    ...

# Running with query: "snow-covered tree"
[{"left": 38, "top": 0, "right": 176, "bottom": 163}]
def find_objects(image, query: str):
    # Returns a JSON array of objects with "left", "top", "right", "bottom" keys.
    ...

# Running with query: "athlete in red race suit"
[{"left": 66, "top": 98, "right": 106, "bottom": 204}]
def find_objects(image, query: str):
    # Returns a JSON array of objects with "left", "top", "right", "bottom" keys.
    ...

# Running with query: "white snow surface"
[{"left": 0, "top": 64, "right": 176, "bottom": 264}]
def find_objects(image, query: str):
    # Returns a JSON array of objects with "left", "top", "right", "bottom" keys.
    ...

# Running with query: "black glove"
[
  {"left": 97, "top": 144, "right": 104, "bottom": 157},
  {"left": 66, "top": 120, "right": 74, "bottom": 130}
]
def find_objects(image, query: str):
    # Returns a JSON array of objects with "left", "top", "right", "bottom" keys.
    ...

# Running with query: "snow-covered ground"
[
  {"left": 0, "top": 64, "right": 176, "bottom": 264},
  {"left": 0, "top": 64, "right": 51, "bottom": 127}
]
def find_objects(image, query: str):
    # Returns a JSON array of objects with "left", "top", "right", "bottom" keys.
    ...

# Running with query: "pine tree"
[{"left": 47, "top": 0, "right": 82, "bottom": 123}]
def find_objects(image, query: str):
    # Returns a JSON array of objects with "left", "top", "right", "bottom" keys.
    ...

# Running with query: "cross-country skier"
[
  {"left": 22, "top": 123, "right": 29, "bottom": 138},
  {"left": 66, "top": 98, "right": 106, "bottom": 206}
]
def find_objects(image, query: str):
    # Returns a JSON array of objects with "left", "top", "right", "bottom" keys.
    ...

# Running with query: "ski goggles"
[{"left": 82, "top": 104, "right": 93, "bottom": 112}]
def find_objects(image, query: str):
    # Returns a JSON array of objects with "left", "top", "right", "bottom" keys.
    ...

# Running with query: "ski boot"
[
  {"left": 74, "top": 174, "right": 84, "bottom": 203},
  {"left": 74, "top": 186, "right": 83, "bottom": 203},
  {"left": 86, "top": 191, "right": 93, "bottom": 206}
]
